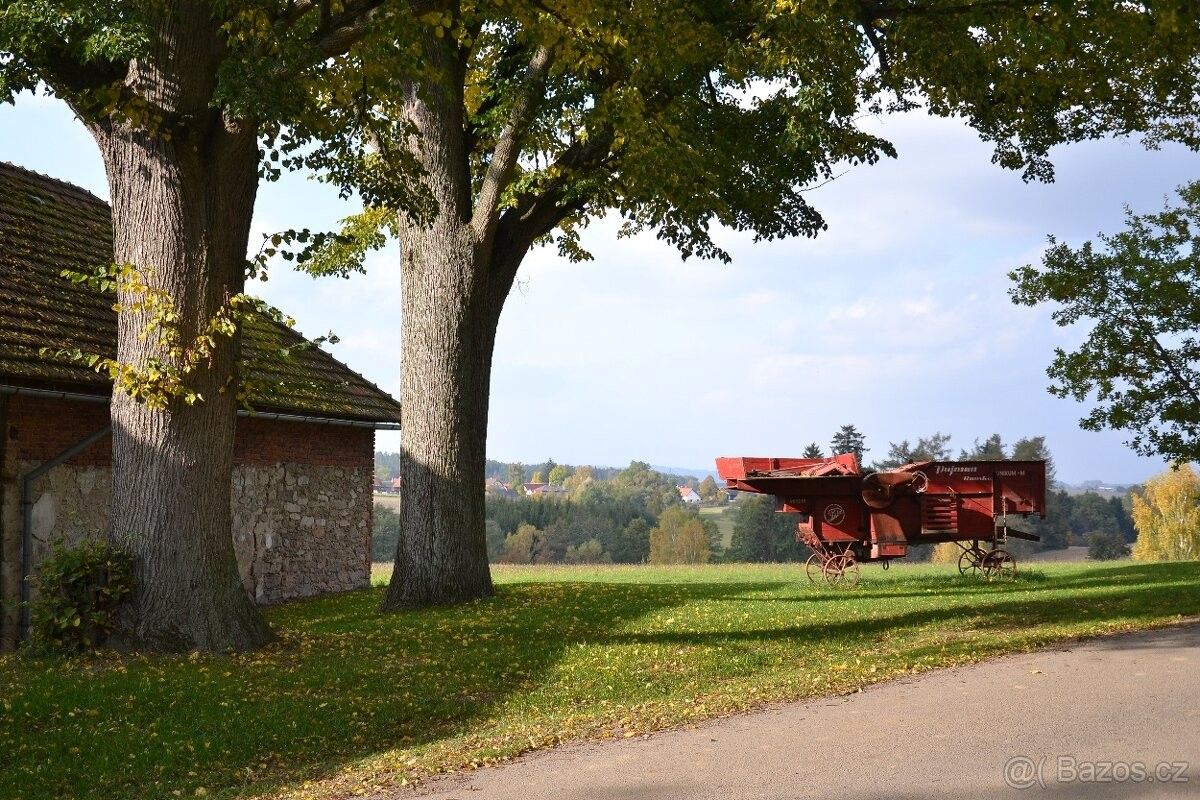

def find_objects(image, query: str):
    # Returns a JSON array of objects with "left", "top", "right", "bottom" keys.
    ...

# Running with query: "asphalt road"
[{"left": 411, "top": 623, "right": 1200, "bottom": 800}]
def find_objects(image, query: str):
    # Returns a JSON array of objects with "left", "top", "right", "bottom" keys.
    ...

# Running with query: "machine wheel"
[
  {"left": 823, "top": 554, "right": 860, "bottom": 588},
  {"left": 804, "top": 553, "right": 823, "bottom": 584},
  {"left": 958, "top": 547, "right": 986, "bottom": 577},
  {"left": 981, "top": 549, "right": 1017, "bottom": 581}
]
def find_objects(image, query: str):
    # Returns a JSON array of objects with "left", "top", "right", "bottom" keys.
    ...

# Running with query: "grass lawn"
[
  {"left": 2, "top": 561, "right": 1198, "bottom": 800},
  {"left": 698, "top": 506, "right": 735, "bottom": 548}
]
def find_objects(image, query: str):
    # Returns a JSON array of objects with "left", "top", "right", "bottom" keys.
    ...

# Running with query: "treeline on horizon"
[
  {"left": 374, "top": 453, "right": 705, "bottom": 489},
  {"left": 373, "top": 428, "right": 1140, "bottom": 566}
]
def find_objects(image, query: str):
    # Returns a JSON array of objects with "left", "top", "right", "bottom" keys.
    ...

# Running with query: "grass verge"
[{"left": 1, "top": 561, "right": 1197, "bottom": 800}]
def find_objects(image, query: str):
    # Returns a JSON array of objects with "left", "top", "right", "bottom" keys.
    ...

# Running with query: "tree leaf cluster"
[{"left": 1011, "top": 182, "right": 1200, "bottom": 462}]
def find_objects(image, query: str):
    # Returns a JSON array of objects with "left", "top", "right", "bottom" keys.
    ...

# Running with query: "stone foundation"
[
  {"left": 231, "top": 463, "right": 372, "bottom": 604},
  {"left": 1, "top": 460, "right": 371, "bottom": 642},
  {"left": 20, "top": 460, "right": 112, "bottom": 561},
  {"left": 0, "top": 395, "right": 376, "bottom": 648}
]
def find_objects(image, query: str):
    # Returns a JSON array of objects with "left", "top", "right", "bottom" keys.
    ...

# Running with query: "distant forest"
[{"left": 374, "top": 453, "right": 703, "bottom": 488}]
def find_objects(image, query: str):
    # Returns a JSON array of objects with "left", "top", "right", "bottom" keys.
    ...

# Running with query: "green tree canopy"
[
  {"left": 506, "top": 462, "right": 526, "bottom": 490},
  {"left": 1087, "top": 530, "right": 1130, "bottom": 561},
  {"left": 830, "top": 424, "right": 869, "bottom": 465},
  {"left": 1012, "top": 435, "right": 1056, "bottom": 486},
  {"left": 874, "top": 432, "right": 952, "bottom": 470},
  {"left": 960, "top": 434, "right": 1008, "bottom": 461},
  {"left": 263, "top": 0, "right": 1200, "bottom": 607},
  {"left": 728, "top": 495, "right": 807, "bottom": 563},
  {"left": 649, "top": 507, "right": 710, "bottom": 565},
  {"left": 500, "top": 523, "right": 543, "bottom": 564},
  {"left": 1011, "top": 182, "right": 1200, "bottom": 462}
]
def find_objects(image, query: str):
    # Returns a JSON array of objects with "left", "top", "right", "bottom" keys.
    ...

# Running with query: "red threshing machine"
[{"left": 715, "top": 454, "right": 1047, "bottom": 586}]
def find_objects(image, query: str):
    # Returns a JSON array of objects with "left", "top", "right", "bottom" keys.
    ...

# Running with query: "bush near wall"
[{"left": 28, "top": 539, "right": 133, "bottom": 653}]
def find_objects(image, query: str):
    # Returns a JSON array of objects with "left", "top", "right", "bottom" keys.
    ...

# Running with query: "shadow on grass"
[
  {"left": 2, "top": 579, "right": 778, "bottom": 800},
  {"left": 2, "top": 562, "right": 1197, "bottom": 800},
  {"left": 721, "top": 562, "right": 1177, "bottom": 604},
  {"left": 602, "top": 578, "right": 1200, "bottom": 652}
]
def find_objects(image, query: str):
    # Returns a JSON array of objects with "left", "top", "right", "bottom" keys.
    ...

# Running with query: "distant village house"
[
  {"left": 484, "top": 477, "right": 517, "bottom": 499},
  {"left": 522, "top": 482, "right": 567, "bottom": 496}
]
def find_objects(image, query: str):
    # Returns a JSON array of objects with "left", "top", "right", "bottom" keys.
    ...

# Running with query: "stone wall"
[
  {"left": 18, "top": 460, "right": 112, "bottom": 560},
  {"left": 0, "top": 395, "right": 375, "bottom": 647},
  {"left": 231, "top": 462, "right": 372, "bottom": 604}
]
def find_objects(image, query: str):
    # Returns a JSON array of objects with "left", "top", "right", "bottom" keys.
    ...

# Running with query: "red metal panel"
[
  {"left": 872, "top": 543, "right": 908, "bottom": 558},
  {"left": 813, "top": 498, "right": 861, "bottom": 542},
  {"left": 921, "top": 495, "right": 957, "bottom": 532},
  {"left": 715, "top": 453, "right": 859, "bottom": 482}
]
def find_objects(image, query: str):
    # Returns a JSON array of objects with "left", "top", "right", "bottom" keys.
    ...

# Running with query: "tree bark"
[
  {"left": 381, "top": 31, "right": 517, "bottom": 608},
  {"left": 383, "top": 222, "right": 504, "bottom": 607},
  {"left": 85, "top": 4, "right": 270, "bottom": 651}
]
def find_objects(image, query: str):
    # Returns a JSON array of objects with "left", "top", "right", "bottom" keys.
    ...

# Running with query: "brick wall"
[
  {"left": 234, "top": 417, "right": 373, "bottom": 468},
  {"left": 0, "top": 394, "right": 376, "bottom": 648},
  {"left": 2, "top": 396, "right": 373, "bottom": 468},
  {"left": 5, "top": 396, "right": 112, "bottom": 465}
]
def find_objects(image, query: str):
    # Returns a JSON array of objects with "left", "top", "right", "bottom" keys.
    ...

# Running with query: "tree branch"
[
  {"left": 272, "top": 0, "right": 445, "bottom": 73},
  {"left": 309, "top": 0, "right": 393, "bottom": 61},
  {"left": 1109, "top": 281, "right": 1200, "bottom": 408},
  {"left": 487, "top": 129, "right": 614, "bottom": 294},
  {"left": 860, "top": 20, "right": 891, "bottom": 75},
  {"left": 471, "top": 44, "right": 554, "bottom": 243},
  {"left": 34, "top": 43, "right": 128, "bottom": 113}
]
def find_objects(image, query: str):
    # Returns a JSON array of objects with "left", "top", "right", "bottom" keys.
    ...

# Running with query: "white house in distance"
[
  {"left": 523, "top": 482, "right": 567, "bottom": 497},
  {"left": 678, "top": 486, "right": 701, "bottom": 504}
]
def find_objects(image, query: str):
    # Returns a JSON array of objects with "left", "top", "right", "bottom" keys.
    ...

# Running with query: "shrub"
[
  {"left": 1087, "top": 530, "right": 1131, "bottom": 561},
  {"left": 28, "top": 539, "right": 134, "bottom": 652},
  {"left": 499, "top": 523, "right": 542, "bottom": 564},
  {"left": 371, "top": 506, "right": 401, "bottom": 561},
  {"left": 564, "top": 538, "right": 611, "bottom": 564}
]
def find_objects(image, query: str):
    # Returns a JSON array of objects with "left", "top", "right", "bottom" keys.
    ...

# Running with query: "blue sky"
[{"left": 2, "top": 93, "right": 1194, "bottom": 484}]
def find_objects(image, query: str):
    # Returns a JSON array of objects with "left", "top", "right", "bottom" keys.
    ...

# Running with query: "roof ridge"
[{"left": 0, "top": 162, "right": 108, "bottom": 208}]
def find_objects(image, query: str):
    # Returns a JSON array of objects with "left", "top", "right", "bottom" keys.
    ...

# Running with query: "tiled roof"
[{"left": 0, "top": 162, "right": 402, "bottom": 426}]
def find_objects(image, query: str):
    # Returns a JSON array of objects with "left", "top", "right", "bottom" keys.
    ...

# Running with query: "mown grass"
[
  {"left": 2, "top": 561, "right": 1198, "bottom": 800},
  {"left": 698, "top": 506, "right": 735, "bottom": 548}
]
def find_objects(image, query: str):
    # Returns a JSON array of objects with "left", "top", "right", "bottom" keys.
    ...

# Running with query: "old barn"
[{"left": 0, "top": 163, "right": 402, "bottom": 647}]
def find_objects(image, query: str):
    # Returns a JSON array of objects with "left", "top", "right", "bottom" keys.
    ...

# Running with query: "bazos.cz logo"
[{"left": 1004, "top": 756, "right": 1190, "bottom": 790}]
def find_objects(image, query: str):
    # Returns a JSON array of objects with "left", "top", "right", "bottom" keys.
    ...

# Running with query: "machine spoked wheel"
[
  {"left": 823, "top": 554, "right": 860, "bottom": 588},
  {"left": 958, "top": 547, "right": 986, "bottom": 577},
  {"left": 981, "top": 549, "right": 1017, "bottom": 581},
  {"left": 804, "top": 553, "right": 824, "bottom": 584}
]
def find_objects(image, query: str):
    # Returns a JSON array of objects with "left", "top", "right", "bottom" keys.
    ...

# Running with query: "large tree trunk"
[
  {"left": 381, "top": 30, "right": 517, "bottom": 607},
  {"left": 85, "top": 6, "right": 270, "bottom": 651},
  {"left": 383, "top": 223, "right": 503, "bottom": 607},
  {"left": 380, "top": 28, "right": 561, "bottom": 608}
]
